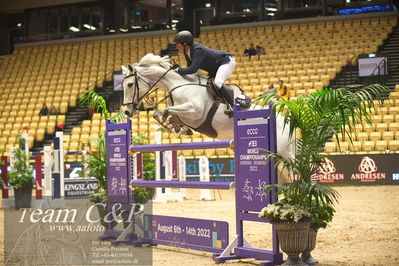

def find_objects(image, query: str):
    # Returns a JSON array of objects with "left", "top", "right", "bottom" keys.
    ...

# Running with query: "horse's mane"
[
  {"left": 138, "top": 53, "right": 170, "bottom": 69},
  {"left": 137, "top": 53, "right": 207, "bottom": 84}
]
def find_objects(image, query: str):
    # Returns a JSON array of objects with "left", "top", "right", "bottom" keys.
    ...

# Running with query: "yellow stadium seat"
[
  {"left": 350, "top": 141, "right": 362, "bottom": 152},
  {"left": 375, "top": 140, "right": 387, "bottom": 151},
  {"left": 389, "top": 122, "right": 399, "bottom": 133},
  {"left": 389, "top": 140, "right": 399, "bottom": 151},
  {"left": 389, "top": 107, "right": 399, "bottom": 116},
  {"left": 363, "top": 141, "right": 375, "bottom": 151},
  {"left": 369, "top": 132, "right": 381, "bottom": 142},
  {"left": 303, "top": 82, "right": 314, "bottom": 90},
  {"left": 382, "top": 131, "right": 394, "bottom": 142},
  {"left": 356, "top": 132, "right": 368, "bottom": 141},
  {"left": 324, "top": 142, "right": 336, "bottom": 153},
  {"left": 376, "top": 123, "right": 387, "bottom": 133}
]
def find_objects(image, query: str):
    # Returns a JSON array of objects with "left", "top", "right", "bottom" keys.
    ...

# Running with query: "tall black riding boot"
[{"left": 218, "top": 84, "right": 234, "bottom": 118}]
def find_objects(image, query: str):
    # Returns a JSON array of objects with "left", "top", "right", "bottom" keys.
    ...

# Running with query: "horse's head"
[
  {"left": 122, "top": 54, "right": 172, "bottom": 117},
  {"left": 121, "top": 63, "right": 142, "bottom": 116}
]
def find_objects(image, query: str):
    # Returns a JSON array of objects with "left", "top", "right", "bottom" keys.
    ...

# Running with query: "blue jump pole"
[
  {"left": 129, "top": 140, "right": 231, "bottom": 153},
  {"left": 131, "top": 180, "right": 234, "bottom": 190}
]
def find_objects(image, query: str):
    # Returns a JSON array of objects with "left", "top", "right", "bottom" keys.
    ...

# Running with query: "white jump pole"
[
  {"left": 43, "top": 145, "right": 53, "bottom": 197},
  {"left": 199, "top": 155, "right": 213, "bottom": 200},
  {"left": 152, "top": 131, "right": 181, "bottom": 202},
  {"left": 56, "top": 131, "right": 65, "bottom": 198},
  {"left": 178, "top": 155, "right": 186, "bottom": 199}
]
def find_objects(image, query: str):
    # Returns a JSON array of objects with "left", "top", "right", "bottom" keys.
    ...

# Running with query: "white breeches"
[{"left": 214, "top": 56, "right": 236, "bottom": 88}]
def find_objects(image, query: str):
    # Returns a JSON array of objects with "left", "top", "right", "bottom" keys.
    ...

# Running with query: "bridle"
[{"left": 122, "top": 66, "right": 173, "bottom": 109}]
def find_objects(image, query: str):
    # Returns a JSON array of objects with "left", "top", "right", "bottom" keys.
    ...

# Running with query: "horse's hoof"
[
  {"left": 162, "top": 109, "right": 169, "bottom": 120},
  {"left": 173, "top": 126, "right": 181, "bottom": 133},
  {"left": 224, "top": 109, "right": 234, "bottom": 118},
  {"left": 153, "top": 111, "right": 163, "bottom": 122},
  {"left": 181, "top": 128, "right": 193, "bottom": 135}
]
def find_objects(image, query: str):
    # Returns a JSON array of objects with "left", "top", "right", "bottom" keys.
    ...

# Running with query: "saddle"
[
  {"left": 207, "top": 78, "right": 233, "bottom": 103},
  {"left": 207, "top": 78, "right": 252, "bottom": 109}
]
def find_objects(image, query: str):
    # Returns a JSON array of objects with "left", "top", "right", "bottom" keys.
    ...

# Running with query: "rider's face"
[{"left": 176, "top": 43, "right": 185, "bottom": 53}]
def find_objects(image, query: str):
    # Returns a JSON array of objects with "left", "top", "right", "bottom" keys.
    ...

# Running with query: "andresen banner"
[{"left": 187, "top": 154, "right": 399, "bottom": 185}]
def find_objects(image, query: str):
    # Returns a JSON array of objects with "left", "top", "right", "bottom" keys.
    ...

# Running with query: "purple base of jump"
[
  {"left": 135, "top": 238, "right": 225, "bottom": 253},
  {"left": 212, "top": 249, "right": 283, "bottom": 265},
  {"left": 130, "top": 180, "right": 234, "bottom": 189},
  {"left": 98, "top": 229, "right": 136, "bottom": 244},
  {"left": 98, "top": 229, "right": 123, "bottom": 241}
]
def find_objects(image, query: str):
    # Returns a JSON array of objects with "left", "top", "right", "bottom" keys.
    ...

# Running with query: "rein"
[
  {"left": 122, "top": 67, "right": 173, "bottom": 107},
  {"left": 158, "top": 74, "right": 207, "bottom": 105},
  {"left": 123, "top": 67, "right": 207, "bottom": 108}
]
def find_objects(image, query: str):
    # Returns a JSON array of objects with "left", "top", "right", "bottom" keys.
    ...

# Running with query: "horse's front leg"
[
  {"left": 153, "top": 110, "right": 174, "bottom": 133},
  {"left": 162, "top": 102, "right": 202, "bottom": 120}
]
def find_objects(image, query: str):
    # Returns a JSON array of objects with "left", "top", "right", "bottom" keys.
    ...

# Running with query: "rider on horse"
[{"left": 172, "top": 30, "right": 250, "bottom": 117}]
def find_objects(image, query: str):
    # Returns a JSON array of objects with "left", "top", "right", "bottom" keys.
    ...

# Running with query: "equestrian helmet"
[{"left": 174, "top": 30, "right": 193, "bottom": 45}]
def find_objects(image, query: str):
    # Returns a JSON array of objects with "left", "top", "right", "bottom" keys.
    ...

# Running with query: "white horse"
[{"left": 122, "top": 53, "right": 294, "bottom": 161}]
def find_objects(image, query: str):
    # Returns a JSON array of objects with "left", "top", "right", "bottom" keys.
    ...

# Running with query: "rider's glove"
[{"left": 171, "top": 63, "right": 179, "bottom": 69}]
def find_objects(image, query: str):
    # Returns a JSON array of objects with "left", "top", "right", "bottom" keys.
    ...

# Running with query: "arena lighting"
[
  {"left": 266, "top": 7, "right": 278, "bottom": 11},
  {"left": 69, "top": 26, "right": 80, "bottom": 32},
  {"left": 120, "top": 28, "right": 128, "bottom": 32},
  {"left": 17, "top": 23, "right": 22, "bottom": 27},
  {"left": 205, "top": 3, "right": 211, "bottom": 8},
  {"left": 368, "top": 53, "right": 376, "bottom": 58},
  {"left": 83, "top": 24, "right": 96, "bottom": 30}
]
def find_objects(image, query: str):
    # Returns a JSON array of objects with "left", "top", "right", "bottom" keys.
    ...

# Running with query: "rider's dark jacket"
[{"left": 177, "top": 43, "right": 232, "bottom": 78}]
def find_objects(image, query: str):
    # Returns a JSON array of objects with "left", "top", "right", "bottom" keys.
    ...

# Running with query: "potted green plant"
[
  {"left": 259, "top": 183, "right": 316, "bottom": 266},
  {"left": 79, "top": 91, "right": 152, "bottom": 225},
  {"left": 302, "top": 200, "right": 335, "bottom": 264},
  {"left": 9, "top": 135, "right": 34, "bottom": 210},
  {"left": 258, "top": 84, "right": 389, "bottom": 265}
]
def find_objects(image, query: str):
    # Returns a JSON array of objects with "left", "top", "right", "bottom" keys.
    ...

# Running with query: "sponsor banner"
[
  {"left": 143, "top": 214, "right": 229, "bottom": 250},
  {"left": 187, "top": 154, "right": 399, "bottom": 185},
  {"left": 315, "top": 154, "right": 399, "bottom": 185},
  {"left": 64, "top": 179, "right": 99, "bottom": 199},
  {"left": 186, "top": 158, "right": 234, "bottom": 182},
  {"left": 358, "top": 57, "right": 387, "bottom": 76},
  {"left": 113, "top": 73, "right": 123, "bottom": 91}
]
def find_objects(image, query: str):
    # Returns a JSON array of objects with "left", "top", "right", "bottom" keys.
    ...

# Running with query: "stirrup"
[{"left": 224, "top": 105, "right": 234, "bottom": 118}]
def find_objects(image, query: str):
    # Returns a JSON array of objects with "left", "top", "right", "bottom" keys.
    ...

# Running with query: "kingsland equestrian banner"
[{"left": 186, "top": 154, "right": 399, "bottom": 185}]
